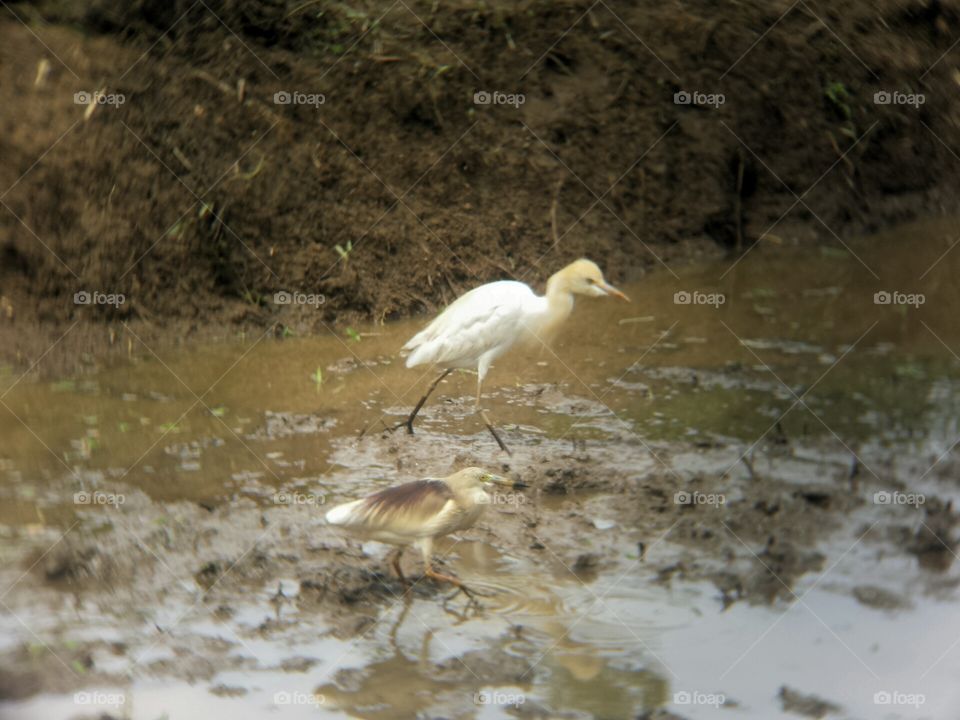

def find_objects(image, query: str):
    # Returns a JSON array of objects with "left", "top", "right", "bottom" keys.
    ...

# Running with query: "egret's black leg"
[
  {"left": 479, "top": 409, "right": 511, "bottom": 454},
  {"left": 473, "top": 376, "right": 511, "bottom": 454},
  {"left": 402, "top": 368, "right": 453, "bottom": 434}
]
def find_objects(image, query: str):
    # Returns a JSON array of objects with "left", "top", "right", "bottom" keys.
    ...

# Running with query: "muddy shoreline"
[{"left": 1, "top": 410, "right": 956, "bottom": 717}]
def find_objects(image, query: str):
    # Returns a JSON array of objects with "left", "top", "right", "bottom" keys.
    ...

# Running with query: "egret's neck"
[{"left": 543, "top": 271, "right": 576, "bottom": 330}]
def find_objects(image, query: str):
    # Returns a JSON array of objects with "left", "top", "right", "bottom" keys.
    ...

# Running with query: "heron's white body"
[
  {"left": 324, "top": 486, "right": 488, "bottom": 546},
  {"left": 403, "top": 280, "right": 570, "bottom": 385},
  {"left": 324, "top": 469, "right": 497, "bottom": 569}
]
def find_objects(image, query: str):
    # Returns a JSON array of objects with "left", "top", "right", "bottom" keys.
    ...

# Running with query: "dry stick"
[
  {"left": 740, "top": 452, "right": 757, "bottom": 481},
  {"left": 827, "top": 131, "right": 856, "bottom": 175},
  {"left": 189, "top": 70, "right": 283, "bottom": 125},
  {"left": 172, "top": 146, "right": 194, "bottom": 172},
  {"left": 285, "top": 0, "right": 324, "bottom": 17},
  {"left": 550, "top": 178, "right": 564, "bottom": 246},
  {"left": 735, "top": 149, "right": 745, "bottom": 252}
]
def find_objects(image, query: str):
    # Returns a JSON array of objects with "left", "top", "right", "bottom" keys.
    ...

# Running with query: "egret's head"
[
  {"left": 558, "top": 259, "right": 630, "bottom": 301},
  {"left": 446, "top": 467, "right": 527, "bottom": 490}
]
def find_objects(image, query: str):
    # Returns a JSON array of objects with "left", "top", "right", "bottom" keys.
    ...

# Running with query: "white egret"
[{"left": 399, "top": 258, "right": 629, "bottom": 451}]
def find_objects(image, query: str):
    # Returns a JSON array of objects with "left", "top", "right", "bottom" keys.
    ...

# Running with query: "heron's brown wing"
[{"left": 356, "top": 480, "right": 455, "bottom": 532}]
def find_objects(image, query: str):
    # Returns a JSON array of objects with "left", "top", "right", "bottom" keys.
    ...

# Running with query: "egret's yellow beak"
[
  {"left": 482, "top": 473, "right": 528, "bottom": 489},
  {"left": 600, "top": 281, "right": 630, "bottom": 302}
]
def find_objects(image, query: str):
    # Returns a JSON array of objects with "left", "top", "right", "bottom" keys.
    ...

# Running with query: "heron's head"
[
  {"left": 447, "top": 467, "right": 528, "bottom": 491},
  {"left": 556, "top": 259, "right": 630, "bottom": 301}
]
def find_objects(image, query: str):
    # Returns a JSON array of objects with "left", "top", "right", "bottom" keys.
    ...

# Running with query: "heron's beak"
[
  {"left": 483, "top": 473, "right": 527, "bottom": 490},
  {"left": 600, "top": 281, "right": 630, "bottom": 302}
]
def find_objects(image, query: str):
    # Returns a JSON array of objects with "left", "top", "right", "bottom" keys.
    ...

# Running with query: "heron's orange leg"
[
  {"left": 390, "top": 548, "right": 408, "bottom": 586},
  {"left": 424, "top": 564, "right": 475, "bottom": 599}
]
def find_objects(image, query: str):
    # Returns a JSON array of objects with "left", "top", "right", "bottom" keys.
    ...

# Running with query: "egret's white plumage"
[
  {"left": 398, "top": 259, "right": 629, "bottom": 448},
  {"left": 404, "top": 280, "right": 546, "bottom": 382}
]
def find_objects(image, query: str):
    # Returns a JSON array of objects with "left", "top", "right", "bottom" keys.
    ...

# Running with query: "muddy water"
[{"left": 2, "top": 217, "right": 960, "bottom": 719}]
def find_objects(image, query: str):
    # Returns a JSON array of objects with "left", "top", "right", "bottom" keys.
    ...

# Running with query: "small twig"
[
  {"left": 231, "top": 155, "right": 266, "bottom": 181},
  {"left": 826, "top": 131, "right": 855, "bottom": 174},
  {"left": 734, "top": 148, "right": 744, "bottom": 252},
  {"left": 774, "top": 419, "right": 789, "bottom": 445},
  {"left": 171, "top": 146, "right": 193, "bottom": 172},
  {"left": 189, "top": 70, "right": 283, "bottom": 124},
  {"left": 550, "top": 178, "right": 564, "bottom": 246},
  {"left": 190, "top": 69, "right": 233, "bottom": 97},
  {"left": 486, "top": 258, "right": 514, "bottom": 277},
  {"left": 286, "top": 0, "right": 324, "bottom": 17},
  {"left": 545, "top": 52, "right": 573, "bottom": 75}
]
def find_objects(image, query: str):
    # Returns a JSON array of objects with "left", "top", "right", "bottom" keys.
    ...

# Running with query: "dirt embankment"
[{"left": 1, "top": 0, "right": 958, "bottom": 360}]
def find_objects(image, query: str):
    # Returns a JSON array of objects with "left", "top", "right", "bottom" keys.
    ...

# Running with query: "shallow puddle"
[{"left": 2, "top": 217, "right": 960, "bottom": 718}]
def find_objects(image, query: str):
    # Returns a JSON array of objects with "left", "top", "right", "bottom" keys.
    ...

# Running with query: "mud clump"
[
  {"left": 906, "top": 498, "right": 958, "bottom": 571},
  {"left": 300, "top": 566, "right": 395, "bottom": 608},
  {"left": 539, "top": 463, "right": 608, "bottom": 495},
  {"left": 852, "top": 584, "right": 911, "bottom": 610},
  {"left": 42, "top": 542, "right": 114, "bottom": 586},
  {"left": 778, "top": 686, "right": 842, "bottom": 718},
  {"left": 248, "top": 411, "right": 338, "bottom": 440},
  {"left": 0, "top": 644, "right": 96, "bottom": 701},
  {"left": 740, "top": 540, "right": 826, "bottom": 604}
]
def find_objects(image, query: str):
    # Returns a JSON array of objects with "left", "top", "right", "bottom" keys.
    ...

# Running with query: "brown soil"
[{"left": 1, "top": 0, "right": 959, "bottom": 368}]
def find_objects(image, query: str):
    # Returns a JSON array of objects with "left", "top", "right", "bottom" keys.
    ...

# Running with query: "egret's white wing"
[{"left": 403, "top": 281, "right": 539, "bottom": 368}]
